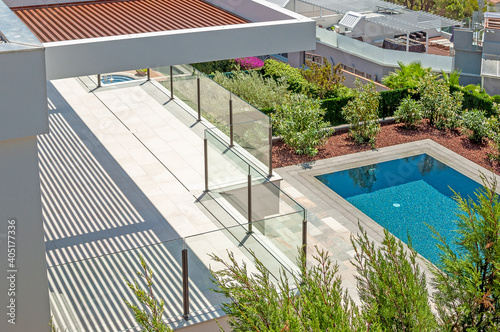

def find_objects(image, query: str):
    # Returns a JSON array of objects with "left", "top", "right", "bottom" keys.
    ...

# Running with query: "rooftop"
[
  {"left": 300, "top": 0, "right": 460, "bottom": 33},
  {"left": 12, "top": 0, "right": 250, "bottom": 43}
]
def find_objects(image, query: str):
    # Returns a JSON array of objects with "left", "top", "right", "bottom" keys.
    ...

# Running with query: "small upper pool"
[
  {"left": 101, "top": 74, "right": 135, "bottom": 84},
  {"left": 315, "top": 154, "right": 482, "bottom": 264}
]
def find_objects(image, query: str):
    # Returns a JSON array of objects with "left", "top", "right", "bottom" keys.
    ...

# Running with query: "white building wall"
[{"left": 0, "top": 136, "right": 49, "bottom": 332}]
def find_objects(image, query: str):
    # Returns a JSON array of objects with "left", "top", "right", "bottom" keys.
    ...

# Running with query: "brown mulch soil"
[{"left": 272, "top": 120, "right": 500, "bottom": 175}]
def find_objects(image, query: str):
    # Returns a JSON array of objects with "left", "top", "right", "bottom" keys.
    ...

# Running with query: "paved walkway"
[{"left": 41, "top": 78, "right": 287, "bottom": 331}]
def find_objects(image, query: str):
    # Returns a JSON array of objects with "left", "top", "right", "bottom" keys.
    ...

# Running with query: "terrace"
[{"left": 42, "top": 68, "right": 307, "bottom": 330}]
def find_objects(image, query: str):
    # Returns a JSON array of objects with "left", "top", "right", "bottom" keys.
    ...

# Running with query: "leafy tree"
[
  {"left": 342, "top": 80, "right": 381, "bottom": 148},
  {"left": 382, "top": 61, "right": 433, "bottom": 89},
  {"left": 209, "top": 248, "right": 361, "bottom": 332},
  {"left": 387, "top": 0, "right": 477, "bottom": 19},
  {"left": 124, "top": 254, "right": 173, "bottom": 332},
  {"left": 272, "top": 94, "right": 332, "bottom": 156},
  {"left": 430, "top": 175, "right": 500, "bottom": 331},
  {"left": 352, "top": 227, "right": 438, "bottom": 331},
  {"left": 394, "top": 95, "right": 424, "bottom": 129},
  {"left": 300, "top": 58, "right": 345, "bottom": 99}
]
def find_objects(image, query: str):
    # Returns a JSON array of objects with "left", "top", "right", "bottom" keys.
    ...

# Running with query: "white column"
[
  {"left": 426, "top": 30, "right": 429, "bottom": 53},
  {"left": 406, "top": 32, "right": 410, "bottom": 52}
]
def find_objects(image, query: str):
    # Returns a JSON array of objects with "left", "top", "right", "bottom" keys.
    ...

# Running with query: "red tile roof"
[{"left": 12, "top": 0, "right": 250, "bottom": 43}]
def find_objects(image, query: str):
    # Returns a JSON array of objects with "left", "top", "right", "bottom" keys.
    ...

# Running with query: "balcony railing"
[{"left": 316, "top": 27, "right": 454, "bottom": 72}]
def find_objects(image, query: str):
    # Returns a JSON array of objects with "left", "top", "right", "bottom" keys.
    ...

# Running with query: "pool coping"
[{"left": 276, "top": 138, "right": 500, "bottom": 259}]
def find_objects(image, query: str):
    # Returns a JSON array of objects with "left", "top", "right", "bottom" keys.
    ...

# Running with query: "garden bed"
[{"left": 273, "top": 120, "right": 500, "bottom": 175}]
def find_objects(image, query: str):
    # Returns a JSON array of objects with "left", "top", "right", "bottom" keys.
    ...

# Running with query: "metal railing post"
[
  {"left": 268, "top": 126, "right": 273, "bottom": 178},
  {"left": 146, "top": 68, "right": 151, "bottom": 81},
  {"left": 170, "top": 66, "right": 174, "bottom": 100},
  {"left": 197, "top": 77, "right": 201, "bottom": 121},
  {"left": 97, "top": 74, "right": 101, "bottom": 88},
  {"left": 229, "top": 97, "right": 234, "bottom": 147},
  {"left": 302, "top": 212, "right": 307, "bottom": 259},
  {"left": 182, "top": 248, "right": 189, "bottom": 320},
  {"left": 204, "top": 138, "right": 208, "bottom": 192},
  {"left": 247, "top": 173, "right": 252, "bottom": 234}
]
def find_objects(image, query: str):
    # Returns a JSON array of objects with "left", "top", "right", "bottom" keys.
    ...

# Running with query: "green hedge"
[
  {"left": 262, "top": 89, "right": 417, "bottom": 127},
  {"left": 450, "top": 85, "right": 496, "bottom": 116},
  {"left": 379, "top": 88, "right": 418, "bottom": 118},
  {"left": 321, "top": 97, "right": 354, "bottom": 126}
]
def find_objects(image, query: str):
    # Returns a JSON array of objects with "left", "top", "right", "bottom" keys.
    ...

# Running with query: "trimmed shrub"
[
  {"left": 394, "top": 96, "right": 423, "bottom": 128},
  {"left": 342, "top": 80, "right": 380, "bottom": 147},
  {"left": 271, "top": 94, "right": 332, "bottom": 156},
  {"left": 462, "top": 109, "right": 488, "bottom": 142},
  {"left": 419, "top": 75, "right": 463, "bottom": 129}
]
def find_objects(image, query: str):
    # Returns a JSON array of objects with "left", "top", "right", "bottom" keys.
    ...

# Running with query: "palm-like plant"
[
  {"left": 382, "top": 61, "right": 433, "bottom": 89},
  {"left": 441, "top": 70, "right": 461, "bottom": 86}
]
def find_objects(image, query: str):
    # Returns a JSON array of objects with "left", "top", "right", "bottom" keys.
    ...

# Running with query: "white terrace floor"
[{"left": 41, "top": 78, "right": 288, "bottom": 331}]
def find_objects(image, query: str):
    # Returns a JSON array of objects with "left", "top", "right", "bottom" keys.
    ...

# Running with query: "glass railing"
[
  {"left": 48, "top": 222, "right": 299, "bottom": 332},
  {"left": 204, "top": 127, "right": 306, "bottom": 266},
  {"left": 482, "top": 53, "right": 500, "bottom": 77},
  {"left": 151, "top": 65, "right": 272, "bottom": 174},
  {"left": 316, "top": 27, "right": 454, "bottom": 72}
]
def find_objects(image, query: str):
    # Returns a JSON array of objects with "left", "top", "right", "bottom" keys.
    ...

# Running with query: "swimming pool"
[
  {"left": 315, "top": 154, "right": 482, "bottom": 264},
  {"left": 101, "top": 74, "right": 135, "bottom": 84}
]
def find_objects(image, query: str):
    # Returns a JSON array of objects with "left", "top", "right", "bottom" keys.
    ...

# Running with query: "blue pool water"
[
  {"left": 101, "top": 75, "right": 135, "bottom": 84},
  {"left": 315, "top": 154, "right": 482, "bottom": 264}
]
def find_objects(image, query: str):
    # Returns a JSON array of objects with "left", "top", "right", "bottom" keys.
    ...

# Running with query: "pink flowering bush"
[{"left": 234, "top": 57, "right": 264, "bottom": 70}]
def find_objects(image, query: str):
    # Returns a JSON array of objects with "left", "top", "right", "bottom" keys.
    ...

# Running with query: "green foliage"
[
  {"left": 419, "top": 75, "right": 463, "bottom": 129},
  {"left": 342, "top": 80, "right": 380, "bottom": 147},
  {"left": 452, "top": 85, "right": 496, "bottom": 117},
  {"left": 394, "top": 96, "right": 424, "bottom": 128},
  {"left": 430, "top": 175, "right": 500, "bottom": 331},
  {"left": 272, "top": 94, "right": 332, "bottom": 156},
  {"left": 262, "top": 59, "right": 316, "bottom": 96},
  {"left": 441, "top": 69, "right": 461, "bottom": 86},
  {"left": 379, "top": 88, "right": 418, "bottom": 119},
  {"left": 191, "top": 60, "right": 236, "bottom": 75},
  {"left": 387, "top": 0, "right": 477, "bottom": 20},
  {"left": 487, "top": 108, "right": 500, "bottom": 161},
  {"left": 461, "top": 109, "right": 488, "bottom": 142},
  {"left": 382, "top": 61, "right": 434, "bottom": 89},
  {"left": 212, "top": 70, "right": 289, "bottom": 109},
  {"left": 321, "top": 96, "right": 354, "bottom": 126},
  {"left": 124, "top": 255, "right": 172, "bottom": 332},
  {"left": 300, "top": 59, "right": 345, "bottom": 99},
  {"left": 352, "top": 227, "right": 437, "bottom": 331},
  {"left": 210, "top": 248, "right": 361, "bottom": 332}
]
